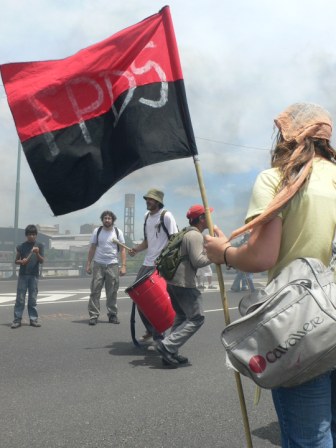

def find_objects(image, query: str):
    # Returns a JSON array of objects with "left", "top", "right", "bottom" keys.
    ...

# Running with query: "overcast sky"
[{"left": 1, "top": 0, "right": 336, "bottom": 239}]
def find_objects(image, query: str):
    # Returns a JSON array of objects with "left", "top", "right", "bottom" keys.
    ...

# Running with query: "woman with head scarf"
[{"left": 205, "top": 103, "right": 336, "bottom": 447}]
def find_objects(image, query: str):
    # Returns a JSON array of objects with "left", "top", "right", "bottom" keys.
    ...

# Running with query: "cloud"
[{"left": 2, "top": 0, "right": 336, "bottom": 238}]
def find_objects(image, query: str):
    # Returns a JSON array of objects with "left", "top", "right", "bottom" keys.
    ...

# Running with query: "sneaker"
[
  {"left": 147, "top": 342, "right": 157, "bottom": 351},
  {"left": 241, "top": 287, "right": 248, "bottom": 291},
  {"left": 108, "top": 315, "right": 120, "bottom": 324},
  {"left": 89, "top": 318, "right": 98, "bottom": 326},
  {"left": 207, "top": 285, "right": 217, "bottom": 289},
  {"left": 11, "top": 321, "right": 21, "bottom": 329},
  {"left": 156, "top": 341, "right": 179, "bottom": 367},
  {"left": 174, "top": 354, "right": 189, "bottom": 364},
  {"left": 162, "top": 353, "right": 189, "bottom": 365},
  {"left": 139, "top": 332, "right": 153, "bottom": 342},
  {"left": 30, "top": 320, "right": 41, "bottom": 327}
]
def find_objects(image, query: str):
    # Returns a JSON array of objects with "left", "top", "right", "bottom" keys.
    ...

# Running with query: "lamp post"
[{"left": 12, "top": 140, "right": 21, "bottom": 278}]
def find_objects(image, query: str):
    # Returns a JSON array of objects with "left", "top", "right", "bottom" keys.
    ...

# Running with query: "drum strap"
[{"left": 130, "top": 302, "right": 140, "bottom": 347}]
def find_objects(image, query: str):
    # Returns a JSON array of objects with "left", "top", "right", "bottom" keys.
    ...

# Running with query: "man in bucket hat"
[
  {"left": 156, "top": 204, "right": 213, "bottom": 367},
  {"left": 143, "top": 188, "right": 164, "bottom": 204},
  {"left": 129, "top": 189, "right": 178, "bottom": 346}
]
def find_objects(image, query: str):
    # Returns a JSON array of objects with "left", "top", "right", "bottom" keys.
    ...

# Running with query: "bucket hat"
[{"left": 143, "top": 189, "right": 164, "bottom": 206}]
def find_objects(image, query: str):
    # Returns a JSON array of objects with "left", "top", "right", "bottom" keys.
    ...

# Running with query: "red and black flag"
[{"left": 0, "top": 6, "right": 197, "bottom": 215}]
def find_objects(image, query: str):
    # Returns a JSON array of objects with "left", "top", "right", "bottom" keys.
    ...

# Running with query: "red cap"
[{"left": 186, "top": 204, "right": 214, "bottom": 220}]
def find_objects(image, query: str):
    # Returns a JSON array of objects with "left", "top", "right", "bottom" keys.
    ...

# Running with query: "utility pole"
[{"left": 12, "top": 140, "right": 21, "bottom": 278}]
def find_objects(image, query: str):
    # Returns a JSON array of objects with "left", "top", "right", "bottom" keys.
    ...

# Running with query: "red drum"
[{"left": 126, "top": 269, "right": 175, "bottom": 333}]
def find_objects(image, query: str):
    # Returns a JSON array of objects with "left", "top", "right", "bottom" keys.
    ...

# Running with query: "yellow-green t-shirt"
[{"left": 246, "top": 158, "right": 336, "bottom": 280}]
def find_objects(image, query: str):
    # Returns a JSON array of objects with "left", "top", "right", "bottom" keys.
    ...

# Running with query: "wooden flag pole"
[{"left": 193, "top": 155, "right": 253, "bottom": 448}]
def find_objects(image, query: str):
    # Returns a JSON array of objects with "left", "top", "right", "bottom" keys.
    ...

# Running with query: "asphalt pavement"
[{"left": 0, "top": 274, "right": 280, "bottom": 448}]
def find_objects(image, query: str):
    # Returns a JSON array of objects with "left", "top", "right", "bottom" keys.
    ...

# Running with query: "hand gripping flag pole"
[{"left": 193, "top": 155, "right": 254, "bottom": 448}]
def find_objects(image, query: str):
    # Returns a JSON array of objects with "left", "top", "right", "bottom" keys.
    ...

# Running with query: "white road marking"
[{"left": 0, "top": 285, "right": 244, "bottom": 313}]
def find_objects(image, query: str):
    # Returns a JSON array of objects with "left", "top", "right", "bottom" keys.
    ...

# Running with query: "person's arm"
[
  {"left": 119, "top": 247, "right": 126, "bottom": 275},
  {"left": 204, "top": 217, "right": 282, "bottom": 272},
  {"left": 32, "top": 244, "right": 44, "bottom": 263},
  {"left": 187, "top": 232, "right": 211, "bottom": 269},
  {"left": 15, "top": 249, "right": 26, "bottom": 266},
  {"left": 86, "top": 244, "right": 96, "bottom": 274},
  {"left": 128, "top": 239, "right": 148, "bottom": 257}
]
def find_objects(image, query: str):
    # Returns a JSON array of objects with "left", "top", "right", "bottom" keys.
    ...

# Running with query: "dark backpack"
[
  {"left": 143, "top": 209, "right": 170, "bottom": 240},
  {"left": 96, "top": 226, "right": 120, "bottom": 252},
  {"left": 155, "top": 227, "right": 193, "bottom": 280}
]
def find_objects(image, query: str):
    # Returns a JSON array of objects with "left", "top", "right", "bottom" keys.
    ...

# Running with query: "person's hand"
[
  {"left": 21, "top": 257, "right": 29, "bottom": 266},
  {"left": 32, "top": 246, "right": 39, "bottom": 254},
  {"left": 128, "top": 248, "right": 137, "bottom": 257},
  {"left": 120, "top": 265, "right": 126, "bottom": 276},
  {"left": 204, "top": 225, "right": 231, "bottom": 265},
  {"left": 86, "top": 265, "right": 92, "bottom": 275}
]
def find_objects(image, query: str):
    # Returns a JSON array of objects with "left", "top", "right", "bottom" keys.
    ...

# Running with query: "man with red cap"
[{"left": 156, "top": 204, "right": 213, "bottom": 367}]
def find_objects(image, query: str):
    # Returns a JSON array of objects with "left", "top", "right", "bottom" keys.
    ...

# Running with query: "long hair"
[
  {"left": 229, "top": 135, "right": 336, "bottom": 241},
  {"left": 271, "top": 135, "right": 335, "bottom": 188}
]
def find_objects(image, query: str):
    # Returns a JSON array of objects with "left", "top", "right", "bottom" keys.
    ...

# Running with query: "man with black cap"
[
  {"left": 129, "top": 189, "right": 178, "bottom": 344},
  {"left": 156, "top": 204, "right": 213, "bottom": 367}
]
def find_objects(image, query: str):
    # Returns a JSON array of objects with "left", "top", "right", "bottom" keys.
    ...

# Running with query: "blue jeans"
[
  {"left": 231, "top": 271, "right": 255, "bottom": 292},
  {"left": 272, "top": 370, "right": 336, "bottom": 447},
  {"left": 14, "top": 275, "right": 39, "bottom": 321}
]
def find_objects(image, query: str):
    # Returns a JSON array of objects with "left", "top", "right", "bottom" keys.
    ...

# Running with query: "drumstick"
[
  {"left": 18, "top": 248, "right": 35, "bottom": 264},
  {"left": 112, "top": 239, "right": 132, "bottom": 251},
  {"left": 26, "top": 248, "right": 35, "bottom": 261}
]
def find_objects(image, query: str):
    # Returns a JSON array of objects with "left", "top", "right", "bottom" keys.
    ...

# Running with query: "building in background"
[
  {"left": 36, "top": 224, "right": 60, "bottom": 236},
  {"left": 0, "top": 192, "right": 140, "bottom": 277},
  {"left": 80, "top": 223, "right": 98, "bottom": 234}
]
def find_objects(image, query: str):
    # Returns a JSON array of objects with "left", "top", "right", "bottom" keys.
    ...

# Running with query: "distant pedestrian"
[
  {"left": 196, "top": 265, "right": 216, "bottom": 289},
  {"left": 11, "top": 224, "right": 44, "bottom": 329},
  {"left": 86, "top": 211, "right": 126, "bottom": 325},
  {"left": 230, "top": 234, "right": 255, "bottom": 292},
  {"left": 230, "top": 270, "right": 255, "bottom": 292}
]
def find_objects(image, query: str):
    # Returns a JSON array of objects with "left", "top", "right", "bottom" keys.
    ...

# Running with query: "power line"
[
  {"left": 0, "top": 84, "right": 271, "bottom": 152},
  {"left": 196, "top": 136, "right": 270, "bottom": 151}
]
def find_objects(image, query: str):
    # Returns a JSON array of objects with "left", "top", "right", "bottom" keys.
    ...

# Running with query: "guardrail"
[{"left": 0, "top": 266, "right": 86, "bottom": 279}]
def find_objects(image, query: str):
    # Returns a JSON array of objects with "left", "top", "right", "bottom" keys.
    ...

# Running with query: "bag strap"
[
  {"left": 158, "top": 210, "right": 170, "bottom": 239},
  {"left": 143, "top": 212, "right": 150, "bottom": 240},
  {"left": 130, "top": 302, "right": 140, "bottom": 347},
  {"left": 114, "top": 227, "right": 120, "bottom": 252},
  {"left": 329, "top": 252, "right": 336, "bottom": 271},
  {"left": 95, "top": 226, "right": 103, "bottom": 246},
  {"left": 143, "top": 209, "right": 171, "bottom": 240}
]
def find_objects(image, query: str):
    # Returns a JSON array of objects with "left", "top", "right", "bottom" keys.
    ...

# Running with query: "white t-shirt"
[
  {"left": 90, "top": 226, "right": 125, "bottom": 265},
  {"left": 143, "top": 209, "right": 178, "bottom": 266}
]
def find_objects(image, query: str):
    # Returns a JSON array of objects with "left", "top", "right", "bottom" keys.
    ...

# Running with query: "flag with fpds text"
[{"left": 0, "top": 6, "right": 197, "bottom": 216}]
